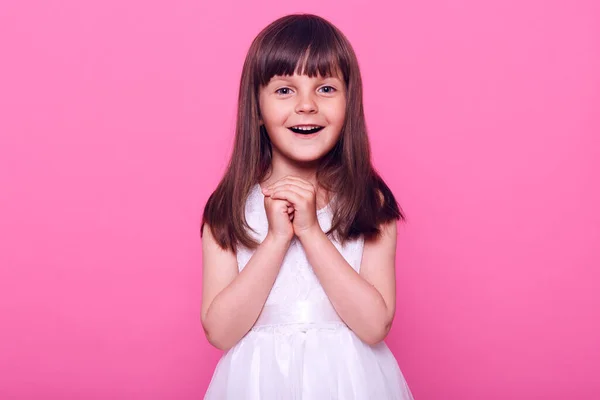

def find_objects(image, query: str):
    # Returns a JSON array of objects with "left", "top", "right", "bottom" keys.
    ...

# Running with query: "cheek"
[
  {"left": 261, "top": 104, "right": 287, "bottom": 126},
  {"left": 258, "top": 94, "right": 279, "bottom": 123},
  {"left": 336, "top": 107, "right": 346, "bottom": 124},
  {"left": 325, "top": 98, "right": 346, "bottom": 123},
  {"left": 330, "top": 107, "right": 346, "bottom": 128}
]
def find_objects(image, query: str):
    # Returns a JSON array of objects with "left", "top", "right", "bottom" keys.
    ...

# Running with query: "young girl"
[{"left": 201, "top": 13, "right": 414, "bottom": 399}]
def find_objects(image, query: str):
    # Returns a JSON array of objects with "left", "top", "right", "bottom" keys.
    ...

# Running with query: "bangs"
[{"left": 255, "top": 16, "right": 350, "bottom": 86}]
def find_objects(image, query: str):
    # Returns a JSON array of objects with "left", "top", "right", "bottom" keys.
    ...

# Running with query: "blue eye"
[{"left": 319, "top": 86, "right": 336, "bottom": 94}]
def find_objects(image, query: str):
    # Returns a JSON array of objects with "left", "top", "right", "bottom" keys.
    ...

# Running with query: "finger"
[
  {"left": 280, "top": 176, "right": 315, "bottom": 190},
  {"left": 264, "top": 195, "right": 292, "bottom": 208},
  {"left": 267, "top": 183, "right": 313, "bottom": 200},
  {"left": 269, "top": 189, "right": 306, "bottom": 208},
  {"left": 273, "top": 186, "right": 313, "bottom": 209},
  {"left": 267, "top": 177, "right": 314, "bottom": 193}
]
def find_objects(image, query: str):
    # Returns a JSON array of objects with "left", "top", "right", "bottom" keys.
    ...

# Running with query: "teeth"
[{"left": 292, "top": 125, "right": 321, "bottom": 130}]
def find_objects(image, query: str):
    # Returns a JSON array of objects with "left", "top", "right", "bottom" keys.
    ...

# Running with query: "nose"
[{"left": 295, "top": 92, "right": 318, "bottom": 114}]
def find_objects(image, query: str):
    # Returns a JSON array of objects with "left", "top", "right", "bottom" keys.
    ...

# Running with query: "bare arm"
[
  {"left": 262, "top": 176, "right": 398, "bottom": 345},
  {"left": 201, "top": 224, "right": 291, "bottom": 351},
  {"left": 297, "top": 220, "right": 398, "bottom": 345}
]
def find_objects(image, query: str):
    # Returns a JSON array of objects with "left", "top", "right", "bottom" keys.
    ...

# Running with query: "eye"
[
  {"left": 275, "top": 87, "right": 293, "bottom": 95},
  {"left": 318, "top": 85, "right": 336, "bottom": 94}
]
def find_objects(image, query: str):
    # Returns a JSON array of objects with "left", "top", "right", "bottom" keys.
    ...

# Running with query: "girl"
[{"left": 201, "top": 13, "right": 415, "bottom": 399}]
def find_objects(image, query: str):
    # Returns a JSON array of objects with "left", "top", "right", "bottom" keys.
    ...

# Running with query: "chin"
[{"left": 285, "top": 148, "right": 331, "bottom": 164}]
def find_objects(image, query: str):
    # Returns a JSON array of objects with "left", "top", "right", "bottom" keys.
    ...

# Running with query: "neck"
[{"left": 263, "top": 152, "right": 319, "bottom": 187}]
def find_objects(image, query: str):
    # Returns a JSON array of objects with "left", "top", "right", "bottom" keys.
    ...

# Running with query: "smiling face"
[{"left": 258, "top": 72, "right": 346, "bottom": 165}]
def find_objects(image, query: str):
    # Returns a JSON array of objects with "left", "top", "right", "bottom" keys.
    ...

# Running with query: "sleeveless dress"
[{"left": 204, "top": 183, "right": 414, "bottom": 399}]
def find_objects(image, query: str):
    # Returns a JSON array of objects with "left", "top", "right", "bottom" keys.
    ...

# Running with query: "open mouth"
[{"left": 288, "top": 125, "right": 325, "bottom": 135}]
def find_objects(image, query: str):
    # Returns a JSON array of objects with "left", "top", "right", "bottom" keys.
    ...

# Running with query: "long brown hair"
[{"left": 201, "top": 14, "right": 404, "bottom": 251}]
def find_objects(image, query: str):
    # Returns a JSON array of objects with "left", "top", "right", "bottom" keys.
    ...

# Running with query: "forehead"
[
  {"left": 256, "top": 43, "right": 348, "bottom": 87},
  {"left": 253, "top": 15, "right": 352, "bottom": 87}
]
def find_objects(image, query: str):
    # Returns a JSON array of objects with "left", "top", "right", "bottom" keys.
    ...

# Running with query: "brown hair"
[{"left": 201, "top": 13, "right": 404, "bottom": 251}]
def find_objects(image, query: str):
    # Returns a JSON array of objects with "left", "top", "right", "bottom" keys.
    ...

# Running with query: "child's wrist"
[
  {"left": 295, "top": 224, "right": 324, "bottom": 242},
  {"left": 264, "top": 232, "right": 293, "bottom": 248}
]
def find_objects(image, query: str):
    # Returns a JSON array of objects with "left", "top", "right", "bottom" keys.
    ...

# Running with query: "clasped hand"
[{"left": 262, "top": 176, "right": 320, "bottom": 240}]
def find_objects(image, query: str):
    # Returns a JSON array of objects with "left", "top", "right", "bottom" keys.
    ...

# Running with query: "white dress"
[{"left": 205, "top": 183, "right": 414, "bottom": 399}]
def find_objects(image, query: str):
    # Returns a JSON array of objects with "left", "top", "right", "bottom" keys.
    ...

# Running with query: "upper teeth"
[{"left": 292, "top": 126, "right": 321, "bottom": 130}]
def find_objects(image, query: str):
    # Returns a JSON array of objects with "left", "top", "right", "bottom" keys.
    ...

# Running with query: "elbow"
[
  {"left": 361, "top": 319, "right": 393, "bottom": 346},
  {"left": 203, "top": 326, "right": 234, "bottom": 351},
  {"left": 208, "top": 336, "right": 233, "bottom": 352},
  {"left": 361, "top": 330, "right": 387, "bottom": 346},
  {"left": 202, "top": 316, "right": 235, "bottom": 351}
]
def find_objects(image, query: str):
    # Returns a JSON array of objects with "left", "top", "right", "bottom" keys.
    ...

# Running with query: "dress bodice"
[{"left": 236, "top": 183, "right": 365, "bottom": 307}]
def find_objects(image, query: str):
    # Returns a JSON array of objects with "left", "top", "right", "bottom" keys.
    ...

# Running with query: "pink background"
[{"left": 1, "top": 0, "right": 599, "bottom": 399}]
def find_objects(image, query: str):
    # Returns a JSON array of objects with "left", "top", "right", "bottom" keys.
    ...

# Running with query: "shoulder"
[
  {"left": 371, "top": 177, "right": 403, "bottom": 223},
  {"left": 358, "top": 177, "right": 403, "bottom": 241},
  {"left": 376, "top": 188, "right": 385, "bottom": 206},
  {"left": 364, "top": 216, "right": 397, "bottom": 245},
  {"left": 202, "top": 182, "right": 262, "bottom": 252}
]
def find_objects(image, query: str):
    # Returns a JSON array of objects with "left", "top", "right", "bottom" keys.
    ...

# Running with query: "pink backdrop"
[{"left": 1, "top": 0, "right": 598, "bottom": 399}]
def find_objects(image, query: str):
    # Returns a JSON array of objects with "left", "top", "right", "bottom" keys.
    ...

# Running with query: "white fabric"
[{"left": 205, "top": 183, "right": 414, "bottom": 399}]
